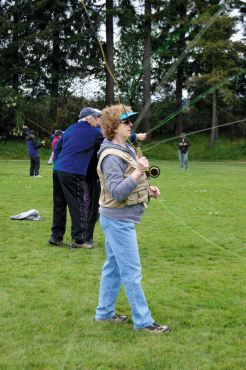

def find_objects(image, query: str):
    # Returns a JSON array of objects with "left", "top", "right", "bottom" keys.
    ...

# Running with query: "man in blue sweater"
[
  {"left": 24, "top": 126, "right": 45, "bottom": 176},
  {"left": 48, "top": 107, "right": 103, "bottom": 249}
]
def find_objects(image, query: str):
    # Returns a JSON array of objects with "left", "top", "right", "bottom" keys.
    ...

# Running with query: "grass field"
[
  {"left": 1, "top": 134, "right": 246, "bottom": 161},
  {"left": 0, "top": 160, "right": 245, "bottom": 369}
]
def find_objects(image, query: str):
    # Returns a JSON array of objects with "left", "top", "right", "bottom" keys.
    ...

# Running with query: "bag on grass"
[{"left": 10, "top": 209, "right": 42, "bottom": 221}]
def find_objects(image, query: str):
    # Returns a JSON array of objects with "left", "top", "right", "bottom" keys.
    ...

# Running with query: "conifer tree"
[
  {"left": 189, "top": 9, "right": 244, "bottom": 145},
  {"left": 0, "top": 0, "right": 101, "bottom": 123}
]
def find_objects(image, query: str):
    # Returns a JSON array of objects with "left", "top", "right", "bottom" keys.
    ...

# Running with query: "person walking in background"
[
  {"left": 24, "top": 126, "right": 45, "bottom": 177},
  {"left": 95, "top": 104, "right": 171, "bottom": 334},
  {"left": 48, "top": 107, "right": 103, "bottom": 249},
  {"left": 178, "top": 132, "right": 191, "bottom": 170}
]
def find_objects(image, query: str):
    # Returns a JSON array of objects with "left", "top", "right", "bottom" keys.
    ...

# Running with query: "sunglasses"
[{"left": 121, "top": 120, "right": 132, "bottom": 126}]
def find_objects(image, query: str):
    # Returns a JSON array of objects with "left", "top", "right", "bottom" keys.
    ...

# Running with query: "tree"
[
  {"left": 152, "top": 0, "right": 204, "bottom": 135},
  {"left": 105, "top": 0, "right": 115, "bottom": 105},
  {"left": 0, "top": 0, "right": 35, "bottom": 91},
  {"left": 189, "top": 10, "right": 244, "bottom": 145},
  {"left": 0, "top": 0, "right": 101, "bottom": 125},
  {"left": 141, "top": 0, "right": 151, "bottom": 132},
  {"left": 115, "top": 0, "right": 143, "bottom": 106}
]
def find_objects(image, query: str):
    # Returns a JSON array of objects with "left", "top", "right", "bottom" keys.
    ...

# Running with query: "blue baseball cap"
[
  {"left": 119, "top": 112, "right": 138, "bottom": 121},
  {"left": 79, "top": 107, "right": 102, "bottom": 119}
]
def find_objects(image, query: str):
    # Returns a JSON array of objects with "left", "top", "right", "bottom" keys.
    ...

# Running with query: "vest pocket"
[
  {"left": 126, "top": 189, "right": 148, "bottom": 206},
  {"left": 126, "top": 192, "right": 138, "bottom": 206},
  {"left": 138, "top": 189, "right": 148, "bottom": 203}
]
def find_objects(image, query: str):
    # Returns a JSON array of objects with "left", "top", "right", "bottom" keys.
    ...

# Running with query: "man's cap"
[
  {"left": 119, "top": 112, "right": 138, "bottom": 121},
  {"left": 79, "top": 107, "right": 102, "bottom": 119}
]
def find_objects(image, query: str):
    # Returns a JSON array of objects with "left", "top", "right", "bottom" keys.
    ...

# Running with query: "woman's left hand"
[{"left": 149, "top": 186, "right": 160, "bottom": 198}]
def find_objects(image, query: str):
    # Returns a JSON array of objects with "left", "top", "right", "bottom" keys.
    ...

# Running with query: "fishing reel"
[
  {"left": 132, "top": 140, "right": 160, "bottom": 178},
  {"left": 146, "top": 165, "right": 160, "bottom": 178}
]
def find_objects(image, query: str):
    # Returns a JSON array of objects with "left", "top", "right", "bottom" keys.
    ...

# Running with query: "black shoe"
[{"left": 48, "top": 237, "right": 65, "bottom": 247}]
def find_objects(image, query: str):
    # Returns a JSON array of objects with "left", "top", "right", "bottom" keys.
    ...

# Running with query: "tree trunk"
[
  {"left": 12, "top": 12, "right": 20, "bottom": 91},
  {"left": 210, "top": 89, "right": 218, "bottom": 146},
  {"left": 49, "top": 16, "right": 60, "bottom": 124},
  {"left": 175, "top": 1, "right": 187, "bottom": 136},
  {"left": 175, "top": 64, "right": 184, "bottom": 135},
  {"left": 105, "top": 0, "right": 115, "bottom": 105},
  {"left": 142, "top": 0, "right": 151, "bottom": 132}
]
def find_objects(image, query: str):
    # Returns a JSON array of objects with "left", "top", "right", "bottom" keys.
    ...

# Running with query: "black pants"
[
  {"left": 51, "top": 171, "right": 85, "bottom": 242},
  {"left": 84, "top": 177, "right": 101, "bottom": 244},
  {"left": 30, "top": 157, "right": 40, "bottom": 176}
]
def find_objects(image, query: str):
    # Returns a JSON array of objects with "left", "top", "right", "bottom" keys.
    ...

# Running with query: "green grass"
[
  {"left": 0, "top": 160, "right": 245, "bottom": 369},
  {"left": 141, "top": 134, "right": 246, "bottom": 161},
  {"left": 0, "top": 140, "right": 51, "bottom": 160},
  {"left": 1, "top": 134, "right": 246, "bottom": 161}
]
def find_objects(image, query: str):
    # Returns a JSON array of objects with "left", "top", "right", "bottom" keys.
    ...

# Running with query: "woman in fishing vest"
[{"left": 95, "top": 104, "right": 170, "bottom": 334}]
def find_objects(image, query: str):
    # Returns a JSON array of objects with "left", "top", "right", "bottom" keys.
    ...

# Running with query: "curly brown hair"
[{"left": 101, "top": 104, "right": 132, "bottom": 140}]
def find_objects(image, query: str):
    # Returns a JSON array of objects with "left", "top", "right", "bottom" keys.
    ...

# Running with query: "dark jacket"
[
  {"left": 178, "top": 137, "right": 191, "bottom": 153},
  {"left": 53, "top": 120, "right": 104, "bottom": 176},
  {"left": 25, "top": 129, "right": 42, "bottom": 159}
]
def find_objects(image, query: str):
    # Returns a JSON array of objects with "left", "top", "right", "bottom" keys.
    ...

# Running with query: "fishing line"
[
  {"left": 202, "top": 97, "right": 234, "bottom": 118},
  {"left": 79, "top": 0, "right": 146, "bottom": 153},
  {"left": 144, "top": 64, "right": 245, "bottom": 137},
  {"left": 79, "top": 0, "right": 122, "bottom": 104},
  {"left": 158, "top": 200, "right": 246, "bottom": 260},
  {"left": 78, "top": 0, "right": 137, "bottom": 150},
  {"left": 145, "top": 77, "right": 233, "bottom": 135},
  {"left": 12, "top": 108, "right": 52, "bottom": 136},
  {"left": 78, "top": 0, "right": 233, "bottom": 150},
  {"left": 134, "top": 4, "right": 225, "bottom": 129},
  {"left": 126, "top": 3, "right": 222, "bottom": 104},
  {"left": 142, "top": 118, "right": 246, "bottom": 153}
]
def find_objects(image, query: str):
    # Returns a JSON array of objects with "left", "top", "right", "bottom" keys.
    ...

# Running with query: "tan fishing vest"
[{"left": 97, "top": 148, "right": 149, "bottom": 208}]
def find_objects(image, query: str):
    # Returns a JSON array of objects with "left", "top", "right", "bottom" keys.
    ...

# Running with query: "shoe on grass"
[
  {"left": 48, "top": 237, "right": 65, "bottom": 247},
  {"left": 70, "top": 239, "right": 86, "bottom": 249},
  {"left": 83, "top": 242, "right": 94, "bottom": 249},
  {"left": 135, "top": 322, "right": 171, "bottom": 333},
  {"left": 95, "top": 314, "right": 128, "bottom": 323}
]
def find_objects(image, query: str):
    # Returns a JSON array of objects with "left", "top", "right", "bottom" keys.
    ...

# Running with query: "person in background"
[
  {"left": 24, "top": 126, "right": 45, "bottom": 177},
  {"left": 95, "top": 104, "right": 171, "bottom": 334},
  {"left": 48, "top": 107, "right": 103, "bottom": 249},
  {"left": 178, "top": 132, "right": 191, "bottom": 170},
  {"left": 47, "top": 133, "right": 55, "bottom": 164},
  {"left": 83, "top": 142, "right": 101, "bottom": 248},
  {"left": 51, "top": 130, "right": 63, "bottom": 162}
]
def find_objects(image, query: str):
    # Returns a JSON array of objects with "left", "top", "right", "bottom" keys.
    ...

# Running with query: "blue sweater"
[
  {"left": 25, "top": 128, "right": 42, "bottom": 159},
  {"left": 54, "top": 120, "right": 103, "bottom": 176}
]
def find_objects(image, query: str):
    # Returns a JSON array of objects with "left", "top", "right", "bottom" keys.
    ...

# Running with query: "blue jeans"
[
  {"left": 95, "top": 215, "right": 154, "bottom": 329},
  {"left": 179, "top": 151, "right": 188, "bottom": 169}
]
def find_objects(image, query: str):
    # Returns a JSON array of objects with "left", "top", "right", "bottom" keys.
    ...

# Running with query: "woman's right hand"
[
  {"left": 131, "top": 157, "right": 149, "bottom": 180},
  {"left": 136, "top": 156, "right": 149, "bottom": 173}
]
